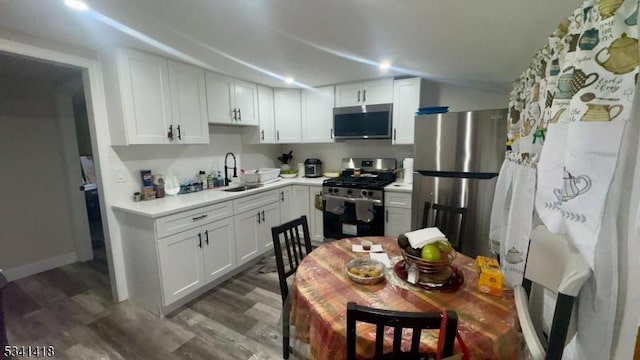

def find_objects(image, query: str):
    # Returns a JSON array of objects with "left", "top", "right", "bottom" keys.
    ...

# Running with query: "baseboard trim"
[{"left": 2, "top": 252, "right": 78, "bottom": 281}]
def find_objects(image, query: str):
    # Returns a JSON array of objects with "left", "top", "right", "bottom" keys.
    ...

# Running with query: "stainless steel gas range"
[{"left": 322, "top": 158, "right": 396, "bottom": 239}]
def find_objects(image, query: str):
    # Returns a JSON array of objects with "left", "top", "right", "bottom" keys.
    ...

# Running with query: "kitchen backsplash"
[
  {"left": 285, "top": 141, "right": 414, "bottom": 172},
  {"left": 113, "top": 125, "right": 281, "bottom": 195}
]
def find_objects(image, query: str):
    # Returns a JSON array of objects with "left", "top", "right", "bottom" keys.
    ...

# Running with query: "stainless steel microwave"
[{"left": 333, "top": 103, "right": 393, "bottom": 140}]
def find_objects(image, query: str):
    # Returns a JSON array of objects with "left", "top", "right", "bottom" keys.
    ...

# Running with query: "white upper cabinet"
[
  {"left": 168, "top": 61, "right": 209, "bottom": 144},
  {"left": 335, "top": 79, "right": 393, "bottom": 107},
  {"left": 205, "top": 72, "right": 234, "bottom": 124},
  {"left": 257, "top": 85, "right": 276, "bottom": 143},
  {"left": 392, "top": 78, "right": 427, "bottom": 145},
  {"left": 274, "top": 88, "right": 302, "bottom": 143},
  {"left": 205, "top": 72, "right": 258, "bottom": 126},
  {"left": 117, "top": 49, "right": 173, "bottom": 144},
  {"left": 108, "top": 49, "right": 209, "bottom": 145},
  {"left": 233, "top": 79, "right": 259, "bottom": 126},
  {"left": 301, "top": 86, "right": 335, "bottom": 143}
]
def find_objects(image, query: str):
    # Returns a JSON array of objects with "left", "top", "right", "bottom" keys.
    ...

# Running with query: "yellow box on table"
[{"left": 475, "top": 256, "right": 503, "bottom": 297}]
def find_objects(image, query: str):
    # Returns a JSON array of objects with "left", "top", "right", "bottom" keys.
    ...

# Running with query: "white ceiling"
[{"left": 0, "top": 0, "right": 581, "bottom": 93}]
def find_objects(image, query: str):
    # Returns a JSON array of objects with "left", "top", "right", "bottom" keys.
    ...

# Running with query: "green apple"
[
  {"left": 435, "top": 240, "right": 453, "bottom": 254},
  {"left": 421, "top": 244, "right": 441, "bottom": 261}
]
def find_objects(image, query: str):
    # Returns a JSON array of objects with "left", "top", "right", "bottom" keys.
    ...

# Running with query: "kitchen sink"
[{"left": 222, "top": 184, "right": 263, "bottom": 192}]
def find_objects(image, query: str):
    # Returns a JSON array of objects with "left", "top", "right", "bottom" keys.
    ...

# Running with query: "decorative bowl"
[
  {"left": 401, "top": 248, "right": 456, "bottom": 274},
  {"left": 346, "top": 258, "right": 385, "bottom": 285},
  {"left": 280, "top": 173, "right": 298, "bottom": 179}
]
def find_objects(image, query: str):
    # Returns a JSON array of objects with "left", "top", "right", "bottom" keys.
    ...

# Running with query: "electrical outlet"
[{"left": 115, "top": 170, "right": 126, "bottom": 183}]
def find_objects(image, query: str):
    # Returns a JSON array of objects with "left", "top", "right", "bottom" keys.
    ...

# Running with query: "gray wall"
[{"left": 0, "top": 72, "right": 76, "bottom": 271}]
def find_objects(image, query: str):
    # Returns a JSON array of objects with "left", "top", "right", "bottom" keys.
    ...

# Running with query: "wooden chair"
[
  {"left": 422, "top": 202, "right": 467, "bottom": 251},
  {"left": 514, "top": 225, "right": 591, "bottom": 360},
  {"left": 346, "top": 302, "right": 458, "bottom": 360},
  {"left": 271, "top": 215, "right": 313, "bottom": 359}
]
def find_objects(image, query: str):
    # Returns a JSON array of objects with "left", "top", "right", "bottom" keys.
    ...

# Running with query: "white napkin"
[
  {"left": 405, "top": 227, "right": 447, "bottom": 249},
  {"left": 352, "top": 244, "right": 383, "bottom": 253},
  {"left": 370, "top": 252, "right": 392, "bottom": 268}
]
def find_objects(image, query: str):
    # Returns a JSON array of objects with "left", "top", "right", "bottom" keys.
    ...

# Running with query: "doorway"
[{"left": 0, "top": 51, "right": 109, "bottom": 283}]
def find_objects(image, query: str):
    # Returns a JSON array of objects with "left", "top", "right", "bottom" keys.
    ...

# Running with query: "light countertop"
[
  {"left": 112, "top": 177, "right": 326, "bottom": 218},
  {"left": 384, "top": 182, "right": 413, "bottom": 193},
  {"left": 113, "top": 177, "right": 413, "bottom": 219}
]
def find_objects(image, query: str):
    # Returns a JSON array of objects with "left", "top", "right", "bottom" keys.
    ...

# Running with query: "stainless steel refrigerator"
[{"left": 411, "top": 109, "right": 507, "bottom": 258}]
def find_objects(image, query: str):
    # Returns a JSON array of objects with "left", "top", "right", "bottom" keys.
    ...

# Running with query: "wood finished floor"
[{"left": 4, "top": 257, "right": 296, "bottom": 359}]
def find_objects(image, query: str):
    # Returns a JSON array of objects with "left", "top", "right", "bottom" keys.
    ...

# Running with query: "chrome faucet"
[{"left": 224, "top": 152, "right": 237, "bottom": 186}]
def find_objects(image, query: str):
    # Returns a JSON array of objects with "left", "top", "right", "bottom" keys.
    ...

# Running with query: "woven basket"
[{"left": 401, "top": 248, "right": 456, "bottom": 274}]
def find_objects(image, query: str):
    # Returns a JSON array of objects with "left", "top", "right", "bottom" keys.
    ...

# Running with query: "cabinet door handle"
[
  {"left": 232, "top": 108, "right": 237, "bottom": 121},
  {"left": 238, "top": 108, "right": 242, "bottom": 121},
  {"left": 261, "top": 130, "right": 264, "bottom": 140},
  {"left": 167, "top": 124, "right": 174, "bottom": 140},
  {"left": 192, "top": 214, "right": 208, "bottom": 221},
  {"left": 281, "top": 191, "right": 284, "bottom": 202},
  {"left": 277, "top": 130, "right": 280, "bottom": 141},
  {"left": 197, "top": 233, "right": 203, "bottom": 248},
  {"left": 363, "top": 89, "right": 366, "bottom": 102},
  {"left": 393, "top": 128, "right": 397, "bottom": 141},
  {"left": 176, "top": 125, "right": 182, "bottom": 140},
  {"left": 330, "top": 128, "right": 333, "bottom": 139},
  {"left": 385, "top": 210, "right": 389, "bottom": 222},
  {"left": 204, "top": 230, "right": 209, "bottom": 245},
  {"left": 257, "top": 212, "right": 261, "bottom": 224},
  {"left": 357, "top": 90, "right": 361, "bottom": 103},
  {"left": 261, "top": 210, "right": 265, "bottom": 222}
]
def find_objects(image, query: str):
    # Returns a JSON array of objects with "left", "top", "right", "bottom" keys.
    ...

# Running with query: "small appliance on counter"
[{"left": 304, "top": 158, "right": 323, "bottom": 178}]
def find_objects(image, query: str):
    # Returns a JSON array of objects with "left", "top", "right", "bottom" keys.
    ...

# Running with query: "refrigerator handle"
[{"left": 385, "top": 210, "right": 389, "bottom": 222}]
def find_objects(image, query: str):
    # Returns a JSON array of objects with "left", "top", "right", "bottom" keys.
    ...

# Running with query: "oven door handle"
[{"left": 322, "top": 194, "right": 382, "bottom": 205}]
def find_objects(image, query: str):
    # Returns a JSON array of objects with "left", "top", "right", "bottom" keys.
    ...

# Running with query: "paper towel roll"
[{"left": 403, "top": 158, "right": 414, "bottom": 184}]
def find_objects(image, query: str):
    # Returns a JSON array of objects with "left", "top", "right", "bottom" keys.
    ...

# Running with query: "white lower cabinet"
[
  {"left": 233, "top": 190, "right": 281, "bottom": 265},
  {"left": 202, "top": 217, "right": 236, "bottom": 281},
  {"left": 279, "top": 186, "right": 293, "bottom": 223},
  {"left": 308, "top": 187, "right": 324, "bottom": 242},
  {"left": 158, "top": 227, "right": 205, "bottom": 305},
  {"left": 234, "top": 209, "right": 261, "bottom": 265},
  {"left": 384, "top": 191, "right": 412, "bottom": 237},
  {"left": 158, "top": 216, "right": 236, "bottom": 306}
]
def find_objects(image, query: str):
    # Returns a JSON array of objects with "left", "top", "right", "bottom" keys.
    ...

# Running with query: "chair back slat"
[
  {"left": 346, "top": 302, "right": 458, "bottom": 360},
  {"left": 422, "top": 202, "right": 467, "bottom": 251},
  {"left": 271, "top": 216, "right": 313, "bottom": 304}
]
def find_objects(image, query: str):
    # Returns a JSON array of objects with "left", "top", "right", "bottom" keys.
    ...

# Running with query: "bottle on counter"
[
  {"left": 216, "top": 171, "right": 223, "bottom": 187},
  {"left": 207, "top": 173, "right": 214, "bottom": 189}
]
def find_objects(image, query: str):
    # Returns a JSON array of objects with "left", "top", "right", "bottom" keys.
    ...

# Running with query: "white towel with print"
[
  {"left": 535, "top": 123, "right": 569, "bottom": 233},
  {"left": 502, "top": 164, "right": 537, "bottom": 286},
  {"left": 489, "top": 159, "right": 515, "bottom": 254},
  {"left": 562, "top": 121, "right": 625, "bottom": 268}
]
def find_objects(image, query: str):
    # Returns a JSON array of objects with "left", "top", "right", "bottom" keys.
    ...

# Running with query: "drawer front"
[
  {"left": 233, "top": 189, "right": 280, "bottom": 214},
  {"left": 385, "top": 192, "right": 412, "bottom": 209},
  {"left": 156, "top": 201, "right": 233, "bottom": 238}
]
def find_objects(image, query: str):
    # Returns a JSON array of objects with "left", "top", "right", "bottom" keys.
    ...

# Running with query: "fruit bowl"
[
  {"left": 346, "top": 258, "right": 385, "bottom": 285},
  {"left": 401, "top": 248, "right": 456, "bottom": 274}
]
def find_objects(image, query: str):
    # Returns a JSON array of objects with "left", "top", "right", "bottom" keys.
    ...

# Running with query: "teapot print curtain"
[{"left": 505, "top": 0, "right": 639, "bottom": 358}]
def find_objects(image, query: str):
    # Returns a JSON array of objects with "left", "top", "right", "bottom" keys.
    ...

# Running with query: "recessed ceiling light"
[
  {"left": 64, "top": 0, "right": 89, "bottom": 11},
  {"left": 284, "top": 77, "right": 295, "bottom": 84},
  {"left": 379, "top": 61, "right": 392, "bottom": 71}
]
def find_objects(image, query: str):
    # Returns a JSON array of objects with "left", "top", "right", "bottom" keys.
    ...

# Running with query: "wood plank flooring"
[{"left": 4, "top": 257, "right": 295, "bottom": 359}]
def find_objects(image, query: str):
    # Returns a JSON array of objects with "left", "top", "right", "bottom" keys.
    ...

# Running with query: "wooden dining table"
[{"left": 290, "top": 236, "right": 520, "bottom": 360}]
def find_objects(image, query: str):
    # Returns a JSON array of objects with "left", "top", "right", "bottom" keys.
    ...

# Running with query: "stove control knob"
[
  {"left": 361, "top": 190, "right": 368, "bottom": 197},
  {"left": 332, "top": 188, "right": 339, "bottom": 193},
  {"left": 368, "top": 191, "right": 374, "bottom": 196},
  {"left": 347, "top": 189, "right": 353, "bottom": 195}
]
